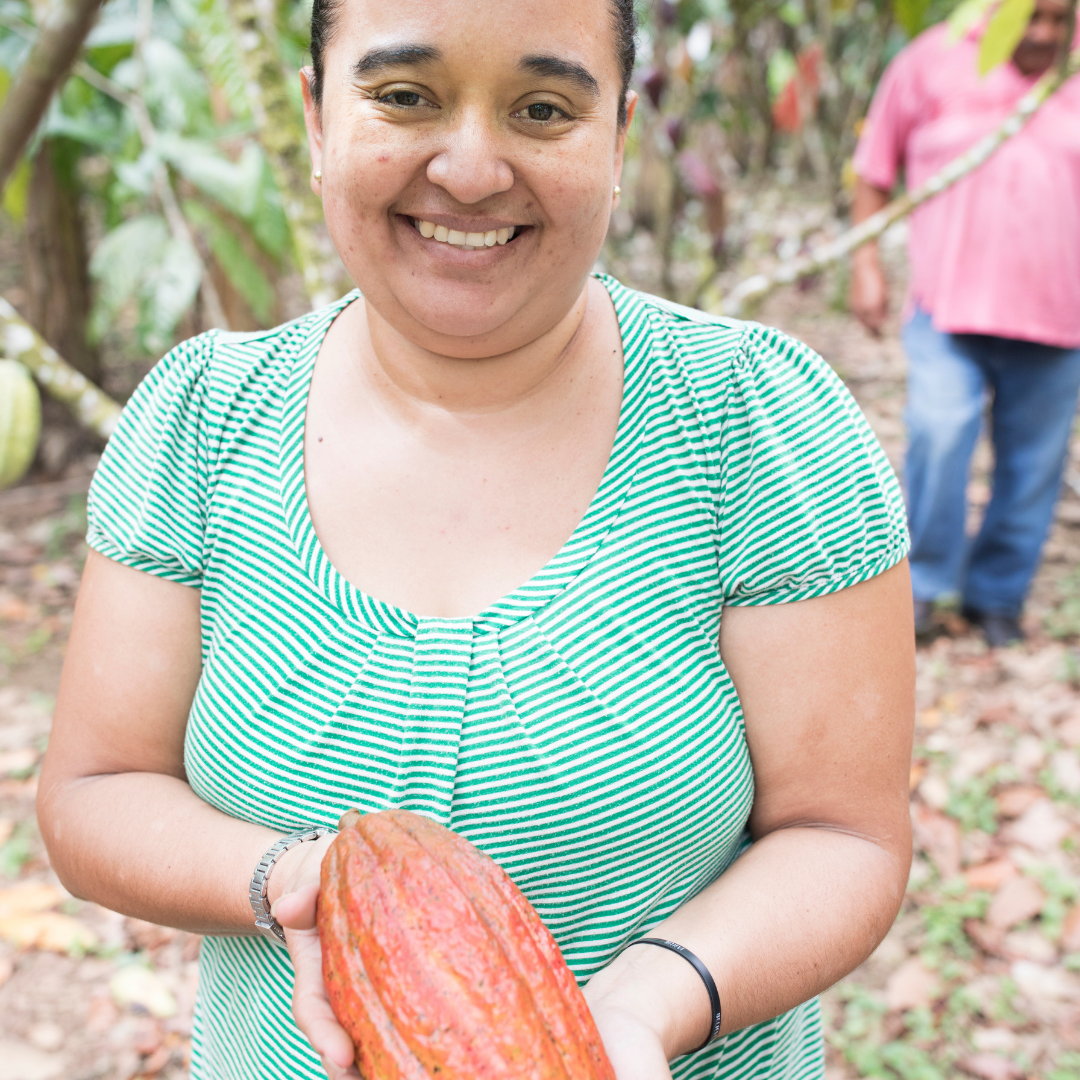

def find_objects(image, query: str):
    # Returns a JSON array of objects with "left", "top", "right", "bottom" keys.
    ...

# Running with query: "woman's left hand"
[{"left": 583, "top": 995, "right": 673, "bottom": 1080}]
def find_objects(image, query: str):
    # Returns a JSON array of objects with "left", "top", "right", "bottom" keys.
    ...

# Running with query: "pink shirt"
[{"left": 854, "top": 25, "right": 1080, "bottom": 348}]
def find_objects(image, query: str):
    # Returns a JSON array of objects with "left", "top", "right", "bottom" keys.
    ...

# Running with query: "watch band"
[{"left": 249, "top": 827, "right": 332, "bottom": 945}]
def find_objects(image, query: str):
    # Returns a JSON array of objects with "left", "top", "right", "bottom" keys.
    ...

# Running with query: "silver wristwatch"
[{"left": 249, "top": 827, "right": 332, "bottom": 945}]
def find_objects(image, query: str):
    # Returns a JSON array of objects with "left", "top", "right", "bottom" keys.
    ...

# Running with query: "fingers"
[
  {"left": 273, "top": 883, "right": 320, "bottom": 929},
  {"left": 286, "top": 923, "right": 358, "bottom": 1075}
]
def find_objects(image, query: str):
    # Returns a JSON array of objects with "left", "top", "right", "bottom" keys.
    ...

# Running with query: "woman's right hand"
[{"left": 271, "top": 838, "right": 360, "bottom": 1080}]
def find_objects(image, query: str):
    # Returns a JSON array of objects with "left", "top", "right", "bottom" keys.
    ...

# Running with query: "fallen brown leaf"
[
  {"left": 0, "top": 912, "right": 98, "bottom": 952},
  {"left": 909, "top": 761, "right": 927, "bottom": 790},
  {"left": 994, "top": 785, "right": 1045, "bottom": 819},
  {"left": 1057, "top": 714, "right": 1080, "bottom": 748},
  {"left": 958, "top": 1053, "right": 1024, "bottom": 1080},
  {"left": 1002, "top": 799, "right": 1072, "bottom": 852},
  {"left": 965, "top": 858, "right": 1018, "bottom": 892},
  {"left": 965, "top": 919, "right": 1008, "bottom": 959},
  {"left": 1011, "top": 960, "right": 1080, "bottom": 1001},
  {"left": 1062, "top": 903, "right": 1080, "bottom": 952},
  {"left": 0, "top": 747, "right": 37, "bottom": 775},
  {"left": 912, "top": 803, "right": 961, "bottom": 879},
  {"left": 885, "top": 956, "right": 940, "bottom": 1011},
  {"left": 109, "top": 966, "right": 177, "bottom": 1019},
  {"left": 0, "top": 882, "right": 64, "bottom": 918},
  {"left": 987, "top": 876, "right": 1045, "bottom": 930}
]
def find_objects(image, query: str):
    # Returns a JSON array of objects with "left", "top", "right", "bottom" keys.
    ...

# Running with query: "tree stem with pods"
[{"left": 716, "top": 43, "right": 1080, "bottom": 318}]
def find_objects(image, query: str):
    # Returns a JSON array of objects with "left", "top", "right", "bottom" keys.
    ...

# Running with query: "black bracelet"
[{"left": 625, "top": 937, "right": 722, "bottom": 1052}]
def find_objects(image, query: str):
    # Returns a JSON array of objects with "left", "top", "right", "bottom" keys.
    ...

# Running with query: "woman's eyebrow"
[
  {"left": 353, "top": 44, "right": 442, "bottom": 78},
  {"left": 519, "top": 55, "right": 601, "bottom": 99}
]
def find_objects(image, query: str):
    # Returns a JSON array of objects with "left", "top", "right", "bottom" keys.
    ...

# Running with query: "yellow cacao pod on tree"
[{"left": 0, "top": 360, "right": 41, "bottom": 489}]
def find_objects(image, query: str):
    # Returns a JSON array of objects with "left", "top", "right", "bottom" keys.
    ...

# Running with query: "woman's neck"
[{"left": 353, "top": 281, "right": 596, "bottom": 419}]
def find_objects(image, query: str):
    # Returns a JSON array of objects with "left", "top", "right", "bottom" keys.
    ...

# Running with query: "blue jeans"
[{"left": 903, "top": 308, "right": 1080, "bottom": 616}]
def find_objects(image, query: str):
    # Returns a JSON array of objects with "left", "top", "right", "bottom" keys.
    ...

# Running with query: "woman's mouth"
[{"left": 410, "top": 218, "right": 521, "bottom": 251}]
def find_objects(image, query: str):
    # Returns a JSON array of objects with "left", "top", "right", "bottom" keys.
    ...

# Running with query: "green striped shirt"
[{"left": 87, "top": 275, "right": 908, "bottom": 1080}]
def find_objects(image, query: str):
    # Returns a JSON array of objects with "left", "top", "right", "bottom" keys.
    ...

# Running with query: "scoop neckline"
[{"left": 277, "top": 274, "right": 649, "bottom": 639}]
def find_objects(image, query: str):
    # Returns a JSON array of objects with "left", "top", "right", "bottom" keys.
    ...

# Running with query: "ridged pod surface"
[
  {"left": 0, "top": 360, "right": 41, "bottom": 490},
  {"left": 318, "top": 809, "right": 616, "bottom": 1080}
]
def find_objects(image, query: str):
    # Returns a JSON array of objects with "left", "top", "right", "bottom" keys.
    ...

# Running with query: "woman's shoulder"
[
  {"left": 145, "top": 293, "right": 356, "bottom": 413},
  {"left": 603, "top": 275, "right": 848, "bottom": 408}
]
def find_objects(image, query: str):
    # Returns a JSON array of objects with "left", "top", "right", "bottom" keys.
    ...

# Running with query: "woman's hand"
[
  {"left": 583, "top": 945, "right": 711, "bottom": 1080},
  {"left": 271, "top": 837, "right": 360, "bottom": 1080},
  {"left": 584, "top": 998, "right": 672, "bottom": 1080}
]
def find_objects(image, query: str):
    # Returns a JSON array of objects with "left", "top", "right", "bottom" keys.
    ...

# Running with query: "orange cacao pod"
[{"left": 318, "top": 809, "right": 616, "bottom": 1080}]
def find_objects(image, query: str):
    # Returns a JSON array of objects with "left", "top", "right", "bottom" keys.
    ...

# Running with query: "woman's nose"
[{"left": 426, "top": 117, "right": 515, "bottom": 204}]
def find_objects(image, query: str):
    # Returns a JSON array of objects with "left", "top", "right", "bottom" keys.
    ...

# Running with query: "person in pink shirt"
[{"left": 850, "top": 0, "right": 1078, "bottom": 646}]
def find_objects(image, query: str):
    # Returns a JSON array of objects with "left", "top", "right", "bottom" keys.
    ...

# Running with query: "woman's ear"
[
  {"left": 300, "top": 66, "right": 325, "bottom": 192},
  {"left": 614, "top": 90, "right": 638, "bottom": 179}
]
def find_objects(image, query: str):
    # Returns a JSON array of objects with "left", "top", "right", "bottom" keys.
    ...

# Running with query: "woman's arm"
[
  {"left": 583, "top": 559, "right": 914, "bottom": 1076},
  {"left": 37, "top": 552, "right": 353, "bottom": 1077},
  {"left": 38, "top": 551, "right": 278, "bottom": 932}
]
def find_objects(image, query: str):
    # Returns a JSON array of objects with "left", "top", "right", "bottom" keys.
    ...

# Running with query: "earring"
[
  {"left": 313, "top": 170, "right": 322, "bottom": 181},
  {"left": 613, "top": 185, "right": 621, "bottom": 196}
]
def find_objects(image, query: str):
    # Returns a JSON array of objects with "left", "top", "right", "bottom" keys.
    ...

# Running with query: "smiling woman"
[{"left": 36, "top": 2, "right": 914, "bottom": 1080}]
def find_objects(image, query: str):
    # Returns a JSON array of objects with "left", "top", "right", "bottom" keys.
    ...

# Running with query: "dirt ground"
[{"left": 1, "top": 263, "right": 1080, "bottom": 1080}]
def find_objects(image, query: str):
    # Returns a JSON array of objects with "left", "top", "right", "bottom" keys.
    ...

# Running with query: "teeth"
[{"left": 413, "top": 219, "right": 517, "bottom": 247}]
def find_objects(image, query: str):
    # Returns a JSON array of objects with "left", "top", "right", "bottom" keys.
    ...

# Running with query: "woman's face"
[{"left": 302, "top": 0, "right": 633, "bottom": 357}]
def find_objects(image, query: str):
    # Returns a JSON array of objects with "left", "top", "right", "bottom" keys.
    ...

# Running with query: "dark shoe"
[
  {"left": 914, "top": 599, "right": 935, "bottom": 638},
  {"left": 963, "top": 606, "right": 1024, "bottom": 648}
]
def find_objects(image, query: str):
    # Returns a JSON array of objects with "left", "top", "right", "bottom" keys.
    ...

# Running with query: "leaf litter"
[{"left": 1, "top": 252, "right": 1079, "bottom": 1078}]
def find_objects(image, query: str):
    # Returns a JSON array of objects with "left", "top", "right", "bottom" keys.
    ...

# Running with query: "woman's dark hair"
[{"left": 309, "top": 0, "right": 637, "bottom": 126}]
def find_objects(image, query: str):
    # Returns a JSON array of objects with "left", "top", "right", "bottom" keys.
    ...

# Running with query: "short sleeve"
[
  {"left": 852, "top": 42, "right": 923, "bottom": 192},
  {"left": 717, "top": 324, "right": 908, "bottom": 606},
  {"left": 86, "top": 333, "right": 213, "bottom": 587}
]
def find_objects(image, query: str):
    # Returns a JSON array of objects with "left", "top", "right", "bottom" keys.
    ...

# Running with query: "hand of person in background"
[
  {"left": 849, "top": 244, "right": 889, "bottom": 336},
  {"left": 849, "top": 176, "right": 892, "bottom": 336}
]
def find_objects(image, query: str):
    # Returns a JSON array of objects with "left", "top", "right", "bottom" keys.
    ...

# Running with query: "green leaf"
[
  {"left": 111, "top": 38, "right": 207, "bottom": 132},
  {"left": 250, "top": 160, "right": 290, "bottom": 259},
  {"left": 88, "top": 214, "right": 171, "bottom": 341},
  {"left": 979, "top": 0, "right": 1035, "bottom": 75},
  {"left": 157, "top": 135, "right": 262, "bottom": 218},
  {"left": 948, "top": 0, "right": 997, "bottom": 40},
  {"left": 2, "top": 155, "right": 31, "bottom": 223},
  {"left": 142, "top": 236, "right": 203, "bottom": 353},
  {"left": 114, "top": 148, "right": 161, "bottom": 196},
  {"left": 767, "top": 49, "right": 797, "bottom": 99},
  {"left": 169, "top": 0, "right": 253, "bottom": 123},
  {"left": 894, "top": 0, "right": 931, "bottom": 37},
  {"left": 183, "top": 199, "right": 275, "bottom": 323}
]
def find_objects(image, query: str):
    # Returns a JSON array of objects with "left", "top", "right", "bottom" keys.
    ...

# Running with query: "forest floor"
[{"left": 1, "top": 259, "right": 1080, "bottom": 1080}]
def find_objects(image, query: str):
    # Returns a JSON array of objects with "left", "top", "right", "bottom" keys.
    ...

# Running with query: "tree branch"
[
  {"left": 717, "top": 46, "right": 1080, "bottom": 317},
  {"left": 0, "top": 0, "right": 105, "bottom": 189},
  {"left": 225, "top": 0, "right": 347, "bottom": 307},
  {"left": 0, "top": 299, "right": 121, "bottom": 441}
]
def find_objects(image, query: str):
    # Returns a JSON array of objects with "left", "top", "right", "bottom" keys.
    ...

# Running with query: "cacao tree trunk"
[{"left": 23, "top": 139, "right": 99, "bottom": 382}]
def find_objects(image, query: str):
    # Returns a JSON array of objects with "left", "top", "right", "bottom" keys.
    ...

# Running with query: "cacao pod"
[
  {"left": 319, "top": 809, "right": 616, "bottom": 1080},
  {"left": 0, "top": 360, "right": 41, "bottom": 490}
]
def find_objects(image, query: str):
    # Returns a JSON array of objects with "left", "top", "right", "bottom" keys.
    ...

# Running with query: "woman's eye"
[
  {"left": 381, "top": 90, "right": 423, "bottom": 107},
  {"left": 524, "top": 103, "right": 565, "bottom": 122}
]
